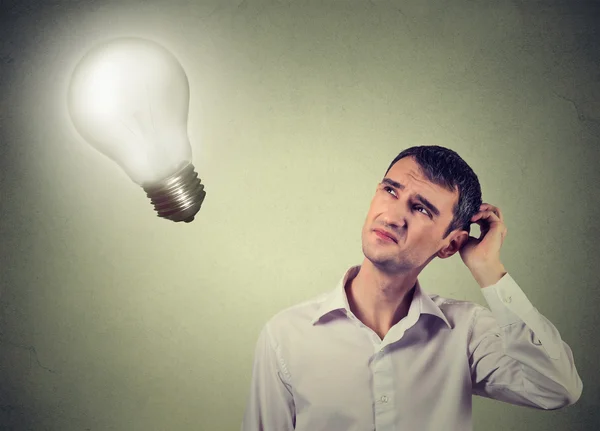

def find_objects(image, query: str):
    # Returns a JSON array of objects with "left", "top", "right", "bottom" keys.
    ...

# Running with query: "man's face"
[{"left": 360, "top": 156, "right": 466, "bottom": 274}]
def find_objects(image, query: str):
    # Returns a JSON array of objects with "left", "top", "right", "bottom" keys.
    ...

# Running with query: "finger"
[
  {"left": 471, "top": 210, "right": 501, "bottom": 224},
  {"left": 473, "top": 212, "right": 508, "bottom": 242},
  {"left": 479, "top": 204, "right": 503, "bottom": 223}
]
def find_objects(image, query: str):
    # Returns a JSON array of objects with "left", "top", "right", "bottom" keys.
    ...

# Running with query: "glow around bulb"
[{"left": 67, "top": 37, "right": 206, "bottom": 223}]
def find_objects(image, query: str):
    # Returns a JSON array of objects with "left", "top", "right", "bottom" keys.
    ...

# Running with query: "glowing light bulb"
[{"left": 67, "top": 37, "right": 206, "bottom": 223}]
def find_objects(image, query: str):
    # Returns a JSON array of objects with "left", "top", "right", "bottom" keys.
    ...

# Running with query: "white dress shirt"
[{"left": 241, "top": 265, "right": 583, "bottom": 431}]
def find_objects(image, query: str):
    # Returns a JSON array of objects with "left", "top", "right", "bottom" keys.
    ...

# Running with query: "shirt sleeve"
[
  {"left": 468, "top": 273, "right": 583, "bottom": 410},
  {"left": 241, "top": 322, "right": 296, "bottom": 431}
]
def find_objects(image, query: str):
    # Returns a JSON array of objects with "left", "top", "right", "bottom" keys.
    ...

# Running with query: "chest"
[{"left": 285, "top": 318, "right": 472, "bottom": 424}]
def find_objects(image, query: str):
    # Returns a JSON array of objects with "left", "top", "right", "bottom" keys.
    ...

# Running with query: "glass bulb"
[{"left": 67, "top": 37, "right": 206, "bottom": 223}]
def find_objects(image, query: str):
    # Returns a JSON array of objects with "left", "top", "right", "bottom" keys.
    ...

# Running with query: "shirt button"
[
  {"left": 381, "top": 395, "right": 388, "bottom": 403},
  {"left": 505, "top": 295, "right": 512, "bottom": 303}
]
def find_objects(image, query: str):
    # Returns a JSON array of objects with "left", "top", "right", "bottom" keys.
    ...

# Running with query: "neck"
[{"left": 346, "top": 259, "right": 419, "bottom": 339}]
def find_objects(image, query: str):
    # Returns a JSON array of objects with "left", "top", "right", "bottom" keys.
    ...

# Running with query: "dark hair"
[{"left": 384, "top": 145, "right": 482, "bottom": 238}]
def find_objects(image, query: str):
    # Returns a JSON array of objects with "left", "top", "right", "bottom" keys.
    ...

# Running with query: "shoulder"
[
  {"left": 267, "top": 291, "right": 330, "bottom": 326},
  {"left": 262, "top": 292, "right": 330, "bottom": 345},
  {"left": 428, "top": 292, "right": 489, "bottom": 327}
]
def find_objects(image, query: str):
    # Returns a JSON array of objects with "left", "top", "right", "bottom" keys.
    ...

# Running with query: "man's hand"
[{"left": 459, "top": 203, "right": 508, "bottom": 288}]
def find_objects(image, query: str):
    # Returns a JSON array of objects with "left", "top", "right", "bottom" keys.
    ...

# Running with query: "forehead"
[{"left": 386, "top": 157, "right": 459, "bottom": 211}]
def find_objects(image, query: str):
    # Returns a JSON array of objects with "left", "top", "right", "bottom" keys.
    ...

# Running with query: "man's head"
[{"left": 360, "top": 145, "right": 482, "bottom": 274}]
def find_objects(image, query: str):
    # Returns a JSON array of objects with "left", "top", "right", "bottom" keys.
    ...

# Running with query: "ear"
[{"left": 437, "top": 230, "right": 470, "bottom": 259}]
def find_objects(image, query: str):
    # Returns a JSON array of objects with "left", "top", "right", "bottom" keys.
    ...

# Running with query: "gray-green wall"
[{"left": 1, "top": 0, "right": 598, "bottom": 430}]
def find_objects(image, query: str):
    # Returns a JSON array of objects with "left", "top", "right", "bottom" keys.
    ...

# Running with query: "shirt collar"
[{"left": 311, "top": 265, "right": 452, "bottom": 329}]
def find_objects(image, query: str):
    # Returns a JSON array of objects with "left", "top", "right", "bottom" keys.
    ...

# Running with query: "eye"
[
  {"left": 383, "top": 186, "right": 396, "bottom": 196},
  {"left": 383, "top": 186, "right": 430, "bottom": 217},
  {"left": 414, "top": 205, "right": 430, "bottom": 216}
]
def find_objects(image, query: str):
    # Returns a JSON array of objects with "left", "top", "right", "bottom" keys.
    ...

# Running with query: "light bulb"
[{"left": 67, "top": 37, "right": 206, "bottom": 223}]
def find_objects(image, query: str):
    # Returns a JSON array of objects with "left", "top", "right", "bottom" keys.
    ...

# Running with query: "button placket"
[{"left": 372, "top": 352, "right": 395, "bottom": 428}]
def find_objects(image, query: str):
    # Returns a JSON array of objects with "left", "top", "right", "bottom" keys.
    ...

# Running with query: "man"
[{"left": 241, "top": 145, "right": 582, "bottom": 431}]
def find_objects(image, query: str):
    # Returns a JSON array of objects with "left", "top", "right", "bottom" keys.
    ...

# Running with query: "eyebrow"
[{"left": 381, "top": 177, "right": 441, "bottom": 217}]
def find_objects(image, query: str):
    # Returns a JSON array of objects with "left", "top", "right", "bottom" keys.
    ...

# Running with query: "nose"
[
  {"left": 381, "top": 215, "right": 406, "bottom": 235},
  {"left": 383, "top": 196, "right": 410, "bottom": 232}
]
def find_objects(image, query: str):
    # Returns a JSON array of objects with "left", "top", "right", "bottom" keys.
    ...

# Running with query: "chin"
[{"left": 363, "top": 246, "right": 396, "bottom": 265}]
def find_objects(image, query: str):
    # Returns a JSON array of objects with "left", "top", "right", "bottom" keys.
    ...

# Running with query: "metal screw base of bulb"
[{"left": 142, "top": 163, "right": 206, "bottom": 223}]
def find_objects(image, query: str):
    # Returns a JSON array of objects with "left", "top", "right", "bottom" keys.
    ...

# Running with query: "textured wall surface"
[{"left": 1, "top": 0, "right": 599, "bottom": 430}]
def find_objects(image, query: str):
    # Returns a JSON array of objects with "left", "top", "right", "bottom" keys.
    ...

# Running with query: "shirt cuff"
[{"left": 480, "top": 273, "right": 535, "bottom": 327}]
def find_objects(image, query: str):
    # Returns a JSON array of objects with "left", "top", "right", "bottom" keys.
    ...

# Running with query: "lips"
[{"left": 374, "top": 229, "right": 398, "bottom": 243}]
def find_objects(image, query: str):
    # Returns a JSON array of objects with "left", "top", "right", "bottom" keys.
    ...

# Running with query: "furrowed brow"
[{"left": 381, "top": 178, "right": 440, "bottom": 217}]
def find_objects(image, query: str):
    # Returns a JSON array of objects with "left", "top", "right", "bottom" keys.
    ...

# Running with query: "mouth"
[{"left": 373, "top": 229, "right": 398, "bottom": 243}]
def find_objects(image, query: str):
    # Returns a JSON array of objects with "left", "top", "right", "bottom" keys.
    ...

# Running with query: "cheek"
[
  {"left": 365, "top": 209, "right": 380, "bottom": 225},
  {"left": 410, "top": 229, "right": 439, "bottom": 248}
]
